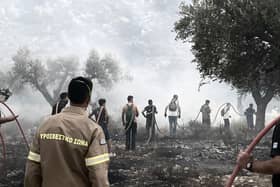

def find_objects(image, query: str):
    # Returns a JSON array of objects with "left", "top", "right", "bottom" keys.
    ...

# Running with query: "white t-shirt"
[{"left": 166, "top": 101, "right": 180, "bottom": 117}]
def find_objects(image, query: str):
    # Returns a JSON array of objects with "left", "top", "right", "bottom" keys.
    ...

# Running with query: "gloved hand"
[
  {"left": 178, "top": 115, "right": 181, "bottom": 119},
  {"left": 164, "top": 113, "right": 167, "bottom": 117}
]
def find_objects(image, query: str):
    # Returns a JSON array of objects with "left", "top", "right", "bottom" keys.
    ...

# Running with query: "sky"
[{"left": 1, "top": 0, "right": 272, "bottom": 128}]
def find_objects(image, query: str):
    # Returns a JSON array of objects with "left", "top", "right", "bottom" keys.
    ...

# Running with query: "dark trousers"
[
  {"left": 202, "top": 117, "right": 211, "bottom": 128},
  {"left": 246, "top": 117, "right": 254, "bottom": 129},
  {"left": 224, "top": 119, "right": 230, "bottom": 129},
  {"left": 146, "top": 118, "right": 156, "bottom": 142},
  {"left": 125, "top": 122, "right": 137, "bottom": 150}
]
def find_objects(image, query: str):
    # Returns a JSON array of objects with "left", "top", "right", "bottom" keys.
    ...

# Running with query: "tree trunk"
[
  {"left": 35, "top": 82, "right": 55, "bottom": 106},
  {"left": 252, "top": 89, "right": 274, "bottom": 131},
  {"left": 53, "top": 73, "right": 69, "bottom": 101},
  {"left": 255, "top": 102, "right": 268, "bottom": 131}
]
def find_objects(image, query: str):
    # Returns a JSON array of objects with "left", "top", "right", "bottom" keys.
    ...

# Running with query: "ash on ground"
[{"left": 0, "top": 123, "right": 274, "bottom": 187}]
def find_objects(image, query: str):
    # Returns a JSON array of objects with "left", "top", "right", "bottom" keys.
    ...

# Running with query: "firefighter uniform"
[{"left": 24, "top": 106, "right": 110, "bottom": 187}]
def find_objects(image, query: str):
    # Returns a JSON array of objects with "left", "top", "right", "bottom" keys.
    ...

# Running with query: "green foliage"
[
  {"left": 175, "top": 0, "right": 280, "bottom": 93},
  {"left": 12, "top": 48, "right": 46, "bottom": 88},
  {"left": 175, "top": 0, "right": 280, "bottom": 130},
  {"left": 10, "top": 47, "right": 78, "bottom": 105}
]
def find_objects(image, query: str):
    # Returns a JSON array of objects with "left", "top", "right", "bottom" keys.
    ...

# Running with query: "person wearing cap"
[
  {"left": 164, "top": 95, "right": 181, "bottom": 137},
  {"left": 142, "top": 99, "right": 158, "bottom": 143},
  {"left": 51, "top": 92, "right": 68, "bottom": 115},
  {"left": 122, "top": 95, "right": 139, "bottom": 151},
  {"left": 24, "top": 76, "right": 110, "bottom": 187}
]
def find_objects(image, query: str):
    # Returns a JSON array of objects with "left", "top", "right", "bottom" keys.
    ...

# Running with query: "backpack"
[
  {"left": 126, "top": 104, "right": 135, "bottom": 123},
  {"left": 169, "top": 102, "right": 177, "bottom": 111}
]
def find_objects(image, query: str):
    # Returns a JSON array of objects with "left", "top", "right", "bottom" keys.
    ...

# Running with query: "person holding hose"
[
  {"left": 142, "top": 99, "right": 158, "bottom": 143},
  {"left": 122, "top": 95, "right": 139, "bottom": 151},
  {"left": 237, "top": 123, "right": 280, "bottom": 186}
]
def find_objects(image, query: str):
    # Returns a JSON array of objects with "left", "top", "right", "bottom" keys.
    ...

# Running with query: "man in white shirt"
[{"left": 164, "top": 95, "right": 181, "bottom": 137}]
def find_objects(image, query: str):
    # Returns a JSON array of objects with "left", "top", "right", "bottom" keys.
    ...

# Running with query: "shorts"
[{"left": 100, "top": 124, "right": 110, "bottom": 140}]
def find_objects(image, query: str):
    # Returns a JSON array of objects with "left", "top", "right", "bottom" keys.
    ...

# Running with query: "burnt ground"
[{"left": 0, "top": 124, "right": 274, "bottom": 187}]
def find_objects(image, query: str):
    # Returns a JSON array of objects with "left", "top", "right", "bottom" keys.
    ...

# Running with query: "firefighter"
[{"left": 24, "top": 76, "right": 109, "bottom": 187}]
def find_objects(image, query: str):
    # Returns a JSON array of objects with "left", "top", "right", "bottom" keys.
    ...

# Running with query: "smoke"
[{"left": 2, "top": 0, "right": 277, "bottom": 128}]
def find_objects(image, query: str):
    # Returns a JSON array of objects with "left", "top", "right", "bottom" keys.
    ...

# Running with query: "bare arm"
[
  {"left": 121, "top": 107, "right": 125, "bottom": 126},
  {"left": 135, "top": 106, "right": 139, "bottom": 117},
  {"left": 141, "top": 108, "right": 146, "bottom": 118},
  {"left": 252, "top": 156, "right": 280, "bottom": 174},
  {"left": 178, "top": 105, "right": 181, "bottom": 117},
  {"left": 164, "top": 106, "right": 168, "bottom": 116},
  {"left": 237, "top": 151, "right": 280, "bottom": 174},
  {"left": 0, "top": 115, "right": 18, "bottom": 124},
  {"left": 155, "top": 106, "right": 158, "bottom": 114}
]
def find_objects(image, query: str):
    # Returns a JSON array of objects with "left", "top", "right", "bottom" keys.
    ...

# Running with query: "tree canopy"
[
  {"left": 7, "top": 48, "right": 127, "bottom": 106},
  {"left": 11, "top": 48, "right": 77, "bottom": 105},
  {"left": 85, "top": 49, "right": 124, "bottom": 89},
  {"left": 174, "top": 0, "right": 280, "bottom": 130}
]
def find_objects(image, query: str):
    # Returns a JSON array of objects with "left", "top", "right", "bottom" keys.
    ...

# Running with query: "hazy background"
[{"left": 1, "top": 0, "right": 274, "bottom": 128}]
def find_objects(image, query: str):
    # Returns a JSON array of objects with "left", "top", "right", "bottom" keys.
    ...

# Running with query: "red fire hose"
[
  {"left": 0, "top": 102, "right": 30, "bottom": 150},
  {"left": 225, "top": 115, "right": 280, "bottom": 187}
]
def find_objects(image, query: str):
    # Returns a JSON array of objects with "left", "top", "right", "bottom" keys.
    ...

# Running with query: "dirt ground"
[{"left": 0, "top": 125, "right": 274, "bottom": 187}]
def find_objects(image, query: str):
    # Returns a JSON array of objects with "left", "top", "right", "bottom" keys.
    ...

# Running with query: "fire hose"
[
  {"left": 212, "top": 103, "right": 228, "bottom": 125},
  {"left": 225, "top": 115, "right": 280, "bottom": 187},
  {"left": 0, "top": 102, "right": 30, "bottom": 151}
]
